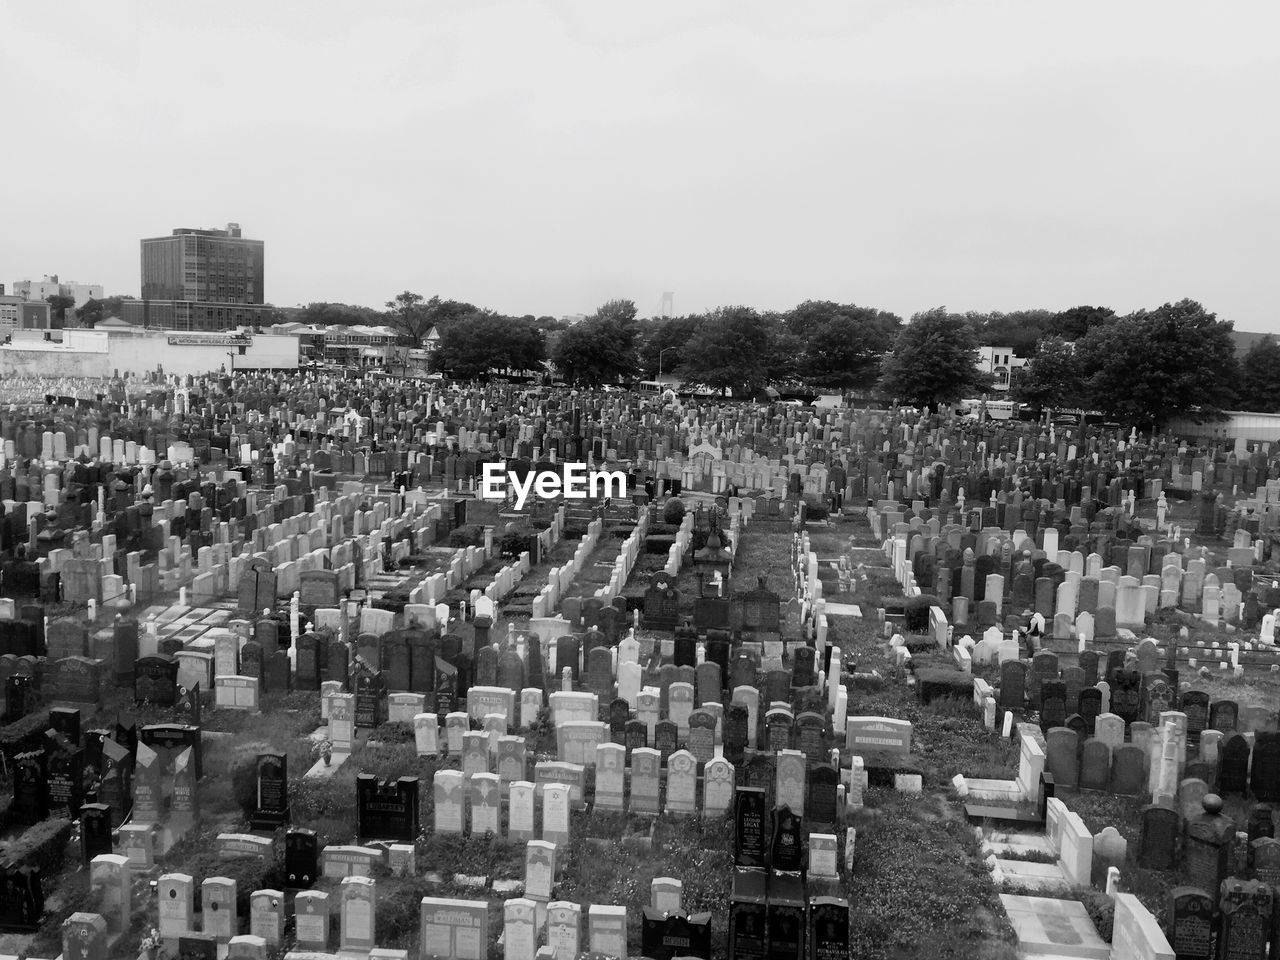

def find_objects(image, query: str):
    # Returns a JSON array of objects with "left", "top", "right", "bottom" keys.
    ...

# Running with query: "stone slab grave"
[
  {"left": 999, "top": 894, "right": 1110, "bottom": 960},
  {"left": 962, "top": 728, "right": 1047, "bottom": 823},
  {"left": 982, "top": 797, "right": 1092, "bottom": 894}
]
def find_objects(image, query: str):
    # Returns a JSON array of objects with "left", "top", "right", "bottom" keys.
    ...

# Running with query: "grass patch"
[{"left": 848, "top": 791, "right": 1018, "bottom": 960}]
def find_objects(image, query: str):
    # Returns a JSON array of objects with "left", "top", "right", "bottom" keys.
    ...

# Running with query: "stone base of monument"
[
  {"left": 304, "top": 748, "right": 351, "bottom": 779},
  {"left": 999, "top": 895, "right": 1110, "bottom": 959}
]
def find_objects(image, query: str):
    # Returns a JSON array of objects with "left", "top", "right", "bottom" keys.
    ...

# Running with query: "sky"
[{"left": 2, "top": 1, "right": 1278, "bottom": 330}]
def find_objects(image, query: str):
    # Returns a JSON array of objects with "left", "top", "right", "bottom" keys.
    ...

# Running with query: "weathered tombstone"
[
  {"left": 1167, "top": 886, "right": 1214, "bottom": 960},
  {"left": 1184, "top": 795, "right": 1232, "bottom": 895},
  {"left": 1217, "top": 878, "right": 1272, "bottom": 960}
]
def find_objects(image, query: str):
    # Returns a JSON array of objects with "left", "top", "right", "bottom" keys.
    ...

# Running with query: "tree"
[
  {"left": 74, "top": 295, "right": 134, "bottom": 327},
  {"left": 963, "top": 309, "right": 1058, "bottom": 357},
  {"left": 383, "top": 292, "right": 481, "bottom": 343},
  {"left": 1055, "top": 305, "right": 1116, "bottom": 341},
  {"left": 46, "top": 294, "right": 75, "bottom": 327},
  {"left": 1234, "top": 336, "right": 1280, "bottom": 412},
  {"left": 879, "top": 307, "right": 989, "bottom": 408},
  {"left": 384, "top": 291, "right": 431, "bottom": 342},
  {"left": 677, "top": 307, "right": 780, "bottom": 396},
  {"left": 1010, "top": 336, "right": 1083, "bottom": 411},
  {"left": 787, "top": 301, "right": 901, "bottom": 389},
  {"left": 296, "top": 302, "right": 382, "bottom": 327},
  {"left": 552, "top": 300, "right": 640, "bottom": 385},
  {"left": 433, "top": 312, "right": 544, "bottom": 379},
  {"left": 591, "top": 298, "right": 639, "bottom": 327},
  {"left": 1073, "top": 299, "right": 1237, "bottom": 428},
  {"left": 637, "top": 315, "right": 702, "bottom": 379}
]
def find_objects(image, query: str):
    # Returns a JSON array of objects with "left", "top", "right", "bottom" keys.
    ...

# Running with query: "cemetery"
[{"left": 4, "top": 371, "right": 1280, "bottom": 960}]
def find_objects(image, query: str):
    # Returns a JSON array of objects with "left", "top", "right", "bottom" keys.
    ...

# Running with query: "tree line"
[{"left": 288, "top": 293, "right": 1280, "bottom": 429}]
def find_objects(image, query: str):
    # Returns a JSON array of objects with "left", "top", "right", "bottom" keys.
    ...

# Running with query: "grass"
[{"left": 846, "top": 791, "right": 1018, "bottom": 960}]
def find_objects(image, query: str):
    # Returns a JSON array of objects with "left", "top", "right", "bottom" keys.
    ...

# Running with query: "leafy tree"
[
  {"left": 382, "top": 293, "right": 481, "bottom": 343},
  {"left": 296, "top": 302, "right": 382, "bottom": 327},
  {"left": 787, "top": 302, "right": 901, "bottom": 388},
  {"left": 383, "top": 291, "right": 432, "bottom": 342},
  {"left": 45, "top": 294, "right": 76, "bottom": 327},
  {"left": 552, "top": 300, "right": 640, "bottom": 385},
  {"left": 433, "top": 313, "right": 544, "bottom": 379},
  {"left": 74, "top": 295, "right": 134, "bottom": 327},
  {"left": 1234, "top": 336, "right": 1280, "bottom": 413},
  {"left": 1073, "top": 299, "right": 1237, "bottom": 428},
  {"left": 1055, "top": 305, "right": 1116, "bottom": 341},
  {"left": 677, "top": 307, "right": 780, "bottom": 396},
  {"left": 963, "top": 309, "right": 1058, "bottom": 357},
  {"left": 770, "top": 326, "right": 806, "bottom": 384},
  {"left": 637, "top": 315, "right": 701, "bottom": 379},
  {"left": 879, "top": 307, "right": 989, "bottom": 408},
  {"left": 1010, "top": 336, "right": 1083, "bottom": 411},
  {"left": 591, "top": 298, "right": 639, "bottom": 327},
  {"left": 423, "top": 296, "right": 481, "bottom": 330}
]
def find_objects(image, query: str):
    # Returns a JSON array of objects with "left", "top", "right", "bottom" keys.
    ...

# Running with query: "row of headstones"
[
  {"left": 905, "top": 522, "right": 1206, "bottom": 601},
  {"left": 1138, "top": 790, "right": 1280, "bottom": 881},
  {"left": 403, "top": 676, "right": 847, "bottom": 772},
  {"left": 900, "top": 546, "right": 1217, "bottom": 640},
  {"left": 8, "top": 711, "right": 197, "bottom": 834},
  {"left": 1164, "top": 880, "right": 1280, "bottom": 960},
  {"left": 0, "top": 381, "right": 1224, "bottom": 470},
  {"left": 44, "top": 469, "right": 416, "bottom": 607},
  {"left": 81, "top": 856, "right": 507, "bottom": 959}
]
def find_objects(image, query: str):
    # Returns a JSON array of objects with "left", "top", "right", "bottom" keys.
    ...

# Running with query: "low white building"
[
  {"left": 976, "top": 345, "right": 1028, "bottom": 391},
  {"left": 0, "top": 326, "right": 299, "bottom": 378}
]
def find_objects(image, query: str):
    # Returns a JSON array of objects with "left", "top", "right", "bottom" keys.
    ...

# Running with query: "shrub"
[
  {"left": 499, "top": 530, "right": 536, "bottom": 557},
  {"left": 372, "top": 721, "right": 414, "bottom": 745},
  {"left": 1076, "top": 888, "right": 1115, "bottom": 941},
  {"left": 447, "top": 524, "right": 485, "bottom": 548},
  {"left": 0, "top": 709, "right": 52, "bottom": 757},
  {"left": 804, "top": 500, "right": 829, "bottom": 520},
  {"left": 663, "top": 497, "right": 686, "bottom": 525},
  {"left": 0, "top": 818, "right": 73, "bottom": 876},
  {"left": 904, "top": 594, "right": 940, "bottom": 631},
  {"left": 374, "top": 878, "right": 427, "bottom": 949}
]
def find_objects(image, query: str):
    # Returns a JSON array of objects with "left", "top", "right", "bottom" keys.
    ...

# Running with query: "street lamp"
[{"left": 658, "top": 347, "right": 674, "bottom": 383}]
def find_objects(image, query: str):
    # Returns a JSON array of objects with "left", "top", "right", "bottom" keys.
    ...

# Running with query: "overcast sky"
[{"left": 2, "top": 1, "right": 1277, "bottom": 330}]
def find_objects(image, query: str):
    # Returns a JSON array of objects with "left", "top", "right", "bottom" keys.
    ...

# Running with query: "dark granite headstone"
[
  {"left": 734, "top": 786, "right": 770, "bottom": 869},
  {"left": 1220, "top": 734, "right": 1251, "bottom": 796},
  {"left": 355, "top": 774, "right": 420, "bottom": 842},
  {"left": 770, "top": 805, "right": 804, "bottom": 873},
  {"left": 1167, "top": 886, "right": 1214, "bottom": 960},
  {"left": 249, "top": 753, "right": 289, "bottom": 831},
  {"left": 285, "top": 827, "right": 319, "bottom": 889}
]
